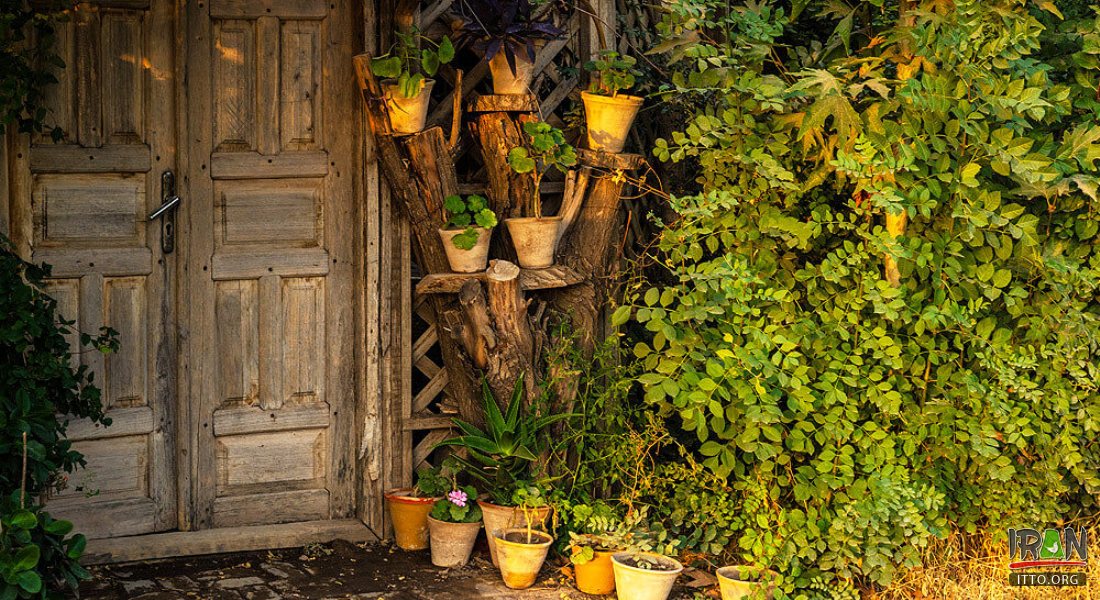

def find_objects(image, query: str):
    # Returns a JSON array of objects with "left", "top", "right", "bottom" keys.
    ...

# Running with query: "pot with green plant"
[
  {"left": 384, "top": 464, "right": 449, "bottom": 550},
  {"left": 426, "top": 485, "right": 483, "bottom": 568},
  {"left": 370, "top": 29, "right": 454, "bottom": 134},
  {"left": 438, "top": 193, "right": 497, "bottom": 273},
  {"left": 505, "top": 121, "right": 578, "bottom": 268},
  {"left": 492, "top": 485, "right": 555, "bottom": 589},
  {"left": 566, "top": 501, "right": 630, "bottom": 595},
  {"left": 716, "top": 566, "right": 780, "bottom": 600},
  {"left": 581, "top": 50, "right": 644, "bottom": 153},
  {"left": 611, "top": 552, "right": 684, "bottom": 600},
  {"left": 436, "top": 376, "right": 573, "bottom": 566},
  {"left": 454, "top": 0, "right": 564, "bottom": 95}
]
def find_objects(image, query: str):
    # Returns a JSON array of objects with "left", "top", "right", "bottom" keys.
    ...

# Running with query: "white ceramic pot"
[
  {"left": 438, "top": 227, "right": 492, "bottom": 273},
  {"left": 504, "top": 217, "right": 561, "bottom": 269},
  {"left": 427, "top": 516, "right": 481, "bottom": 568},
  {"left": 611, "top": 552, "right": 683, "bottom": 600}
]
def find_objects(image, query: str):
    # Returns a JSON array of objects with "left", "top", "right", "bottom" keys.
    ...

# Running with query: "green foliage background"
[{"left": 598, "top": 0, "right": 1100, "bottom": 596}]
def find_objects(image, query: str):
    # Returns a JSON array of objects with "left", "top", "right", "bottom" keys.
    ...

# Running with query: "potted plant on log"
[
  {"left": 454, "top": 0, "right": 564, "bottom": 95},
  {"left": 611, "top": 552, "right": 684, "bottom": 600},
  {"left": 370, "top": 29, "right": 455, "bottom": 134},
  {"left": 581, "top": 50, "right": 644, "bottom": 153},
  {"left": 436, "top": 376, "right": 573, "bottom": 566},
  {"left": 716, "top": 566, "right": 781, "bottom": 600},
  {"left": 438, "top": 193, "right": 498, "bottom": 273},
  {"left": 506, "top": 121, "right": 578, "bottom": 268},
  {"left": 384, "top": 464, "right": 449, "bottom": 550},
  {"left": 427, "top": 484, "right": 483, "bottom": 568}
]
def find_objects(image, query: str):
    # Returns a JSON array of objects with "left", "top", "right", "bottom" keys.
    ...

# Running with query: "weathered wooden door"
[
  {"left": 181, "top": 0, "right": 359, "bottom": 529},
  {"left": 25, "top": 0, "right": 179, "bottom": 539}
]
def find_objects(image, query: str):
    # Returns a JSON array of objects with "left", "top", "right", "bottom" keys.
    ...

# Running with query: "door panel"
[
  {"left": 185, "top": 0, "right": 357, "bottom": 529},
  {"left": 30, "top": 0, "right": 177, "bottom": 539}
]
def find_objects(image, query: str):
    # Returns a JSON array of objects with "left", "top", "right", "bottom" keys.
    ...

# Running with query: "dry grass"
[{"left": 870, "top": 527, "right": 1099, "bottom": 600}]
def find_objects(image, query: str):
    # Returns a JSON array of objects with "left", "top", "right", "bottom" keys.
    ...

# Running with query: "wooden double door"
[{"left": 18, "top": 0, "right": 361, "bottom": 540}]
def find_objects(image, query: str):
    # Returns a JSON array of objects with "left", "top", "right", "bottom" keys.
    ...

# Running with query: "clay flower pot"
[
  {"left": 611, "top": 552, "right": 683, "bottom": 600},
  {"left": 478, "top": 500, "right": 552, "bottom": 567},
  {"left": 438, "top": 227, "right": 492, "bottom": 273},
  {"left": 716, "top": 565, "right": 779, "bottom": 600},
  {"left": 581, "top": 91, "right": 643, "bottom": 153},
  {"left": 427, "top": 515, "right": 481, "bottom": 568},
  {"left": 504, "top": 216, "right": 561, "bottom": 269},
  {"left": 489, "top": 51, "right": 537, "bottom": 95},
  {"left": 494, "top": 528, "right": 553, "bottom": 589},
  {"left": 381, "top": 79, "right": 435, "bottom": 134},
  {"left": 384, "top": 488, "right": 437, "bottom": 550},
  {"left": 572, "top": 546, "right": 618, "bottom": 595}
]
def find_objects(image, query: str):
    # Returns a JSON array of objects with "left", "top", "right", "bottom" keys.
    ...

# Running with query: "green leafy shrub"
[
  {"left": 0, "top": 235, "right": 116, "bottom": 497},
  {"left": 507, "top": 121, "right": 577, "bottom": 217},
  {"left": 0, "top": 497, "right": 89, "bottom": 599},
  {"left": 0, "top": 0, "right": 66, "bottom": 139},
  {"left": 0, "top": 234, "right": 117, "bottom": 595},
  {"left": 584, "top": 50, "right": 642, "bottom": 97},
  {"left": 626, "top": 0, "right": 1100, "bottom": 595}
]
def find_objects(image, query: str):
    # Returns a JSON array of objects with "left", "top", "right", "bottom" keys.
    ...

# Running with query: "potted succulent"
[
  {"left": 438, "top": 193, "right": 498, "bottom": 273},
  {"left": 427, "top": 484, "right": 483, "bottom": 568},
  {"left": 716, "top": 566, "right": 780, "bottom": 600},
  {"left": 611, "top": 552, "right": 684, "bottom": 600},
  {"left": 581, "top": 50, "right": 644, "bottom": 153},
  {"left": 454, "top": 0, "right": 565, "bottom": 94},
  {"left": 492, "top": 486, "right": 554, "bottom": 589},
  {"left": 505, "top": 121, "right": 578, "bottom": 268},
  {"left": 436, "top": 376, "right": 573, "bottom": 566},
  {"left": 384, "top": 465, "right": 449, "bottom": 550},
  {"left": 370, "top": 29, "right": 455, "bottom": 134}
]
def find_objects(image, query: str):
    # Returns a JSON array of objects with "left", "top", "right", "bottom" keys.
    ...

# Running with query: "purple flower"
[{"left": 447, "top": 490, "right": 468, "bottom": 508}]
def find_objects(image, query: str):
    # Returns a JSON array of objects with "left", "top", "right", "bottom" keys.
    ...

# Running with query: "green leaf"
[{"left": 438, "top": 37, "right": 455, "bottom": 64}]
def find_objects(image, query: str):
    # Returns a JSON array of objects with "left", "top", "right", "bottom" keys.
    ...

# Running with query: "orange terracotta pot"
[
  {"left": 572, "top": 546, "right": 617, "bottom": 595},
  {"left": 385, "top": 488, "right": 437, "bottom": 550}
]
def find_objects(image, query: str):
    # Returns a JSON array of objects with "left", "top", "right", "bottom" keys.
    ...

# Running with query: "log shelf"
[
  {"left": 416, "top": 265, "right": 583, "bottom": 296},
  {"left": 355, "top": 52, "right": 644, "bottom": 422}
]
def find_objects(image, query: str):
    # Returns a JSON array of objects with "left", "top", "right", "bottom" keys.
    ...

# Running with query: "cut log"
[
  {"left": 356, "top": 53, "right": 482, "bottom": 424},
  {"left": 484, "top": 260, "right": 538, "bottom": 405}
]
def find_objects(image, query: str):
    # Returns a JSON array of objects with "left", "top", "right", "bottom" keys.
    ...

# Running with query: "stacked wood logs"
[{"left": 354, "top": 53, "right": 642, "bottom": 424}]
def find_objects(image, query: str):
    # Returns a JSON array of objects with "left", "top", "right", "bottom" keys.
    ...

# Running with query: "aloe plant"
[{"left": 436, "top": 375, "right": 573, "bottom": 505}]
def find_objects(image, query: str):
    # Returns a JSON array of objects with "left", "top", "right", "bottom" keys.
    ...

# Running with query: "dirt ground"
[{"left": 79, "top": 539, "right": 707, "bottom": 599}]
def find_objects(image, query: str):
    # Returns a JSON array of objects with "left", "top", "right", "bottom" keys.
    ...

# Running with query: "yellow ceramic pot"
[
  {"left": 478, "top": 499, "right": 552, "bottom": 566},
  {"left": 572, "top": 546, "right": 617, "bottom": 595},
  {"left": 384, "top": 488, "right": 437, "bottom": 550},
  {"left": 581, "top": 91, "right": 643, "bottom": 153},
  {"left": 494, "top": 528, "right": 553, "bottom": 589},
  {"left": 381, "top": 79, "right": 434, "bottom": 134}
]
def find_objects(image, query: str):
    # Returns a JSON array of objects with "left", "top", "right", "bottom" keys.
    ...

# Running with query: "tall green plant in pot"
[
  {"left": 370, "top": 29, "right": 454, "bottom": 134},
  {"left": 0, "top": 235, "right": 118, "bottom": 596},
  {"left": 581, "top": 50, "right": 644, "bottom": 153},
  {"left": 436, "top": 376, "right": 573, "bottom": 565},
  {"left": 505, "top": 121, "right": 577, "bottom": 268}
]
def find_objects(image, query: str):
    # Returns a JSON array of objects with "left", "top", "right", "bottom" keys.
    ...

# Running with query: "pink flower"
[{"left": 447, "top": 489, "right": 468, "bottom": 507}]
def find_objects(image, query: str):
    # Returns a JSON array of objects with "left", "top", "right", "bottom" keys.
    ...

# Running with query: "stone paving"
[{"left": 79, "top": 539, "right": 706, "bottom": 599}]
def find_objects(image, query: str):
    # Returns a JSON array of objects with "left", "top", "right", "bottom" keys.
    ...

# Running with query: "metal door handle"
[
  {"left": 148, "top": 195, "right": 180, "bottom": 220},
  {"left": 150, "top": 171, "right": 180, "bottom": 254}
]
